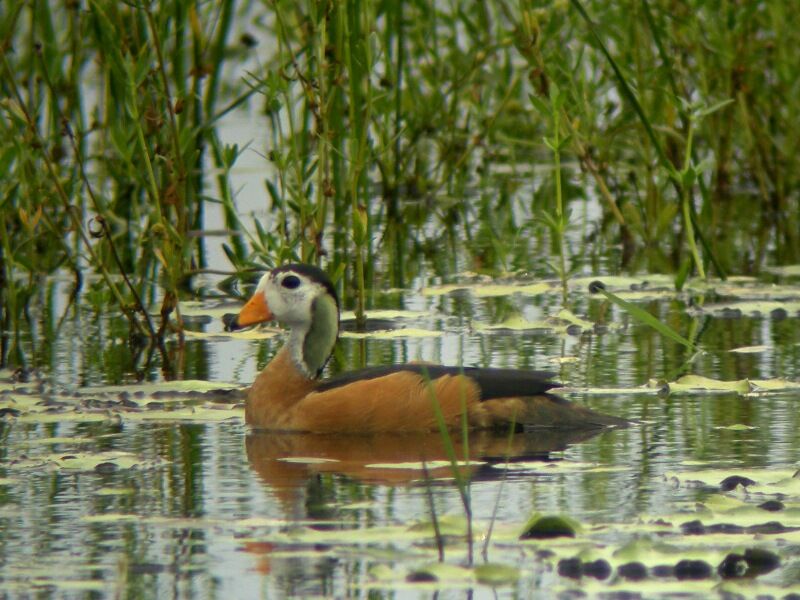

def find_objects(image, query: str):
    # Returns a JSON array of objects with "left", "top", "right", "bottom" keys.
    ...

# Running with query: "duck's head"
[{"left": 228, "top": 263, "right": 340, "bottom": 379}]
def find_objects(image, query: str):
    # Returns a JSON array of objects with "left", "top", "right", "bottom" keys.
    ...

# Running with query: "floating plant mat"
[
  {"left": 340, "top": 309, "right": 432, "bottom": 321},
  {"left": 691, "top": 299, "right": 800, "bottom": 317},
  {"left": 475, "top": 308, "right": 606, "bottom": 335},
  {"left": 0, "top": 380, "right": 244, "bottom": 425},
  {"left": 666, "top": 375, "right": 800, "bottom": 394},
  {"left": 764, "top": 264, "right": 800, "bottom": 278},
  {"left": 3, "top": 447, "right": 799, "bottom": 596},
  {"left": 421, "top": 274, "right": 800, "bottom": 309},
  {"left": 184, "top": 327, "right": 281, "bottom": 340},
  {"left": 226, "top": 497, "right": 799, "bottom": 595},
  {"left": 340, "top": 328, "right": 444, "bottom": 339},
  {"left": 7, "top": 450, "right": 168, "bottom": 473}
]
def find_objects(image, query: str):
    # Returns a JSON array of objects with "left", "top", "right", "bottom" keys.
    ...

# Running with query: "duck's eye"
[{"left": 281, "top": 275, "right": 301, "bottom": 289}]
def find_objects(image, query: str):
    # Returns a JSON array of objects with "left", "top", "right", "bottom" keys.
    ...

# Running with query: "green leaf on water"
[
  {"left": 696, "top": 300, "right": 800, "bottom": 316},
  {"left": 763, "top": 265, "right": 800, "bottom": 277},
  {"left": 409, "top": 514, "right": 469, "bottom": 537},
  {"left": 749, "top": 378, "right": 800, "bottom": 391},
  {"left": 474, "top": 314, "right": 564, "bottom": 332},
  {"left": 122, "top": 405, "right": 241, "bottom": 423},
  {"left": 407, "top": 562, "right": 474, "bottom": 583},
  {"left": 666, "top": 375, "right": 800, "bottom": 394},
  {"left": 668, "top": 375, "right": 750, "bottom": 394},
  {"left": 184, "top": 327, "right": 281, "bottom": 340},
  {"left": 570, "top": 274, "right": 675, "bottom": 291},
  {"left": 86, "top": 380, "right": 243, "bottom": 395},
  {"left": 473, "top": 563, "right": 520, "bottom": 586},
  {"left": 95, "top": 487, "right": 136, "bottom": 496},
  {"left": 729, "top": 345, "right": 770, "bottom": 354},
  {"left": 589, "top": 281, "right": 696, "bottom": 351},
  {"left": 19, "top": 436, "right": 94, "bottom": 447},
  {"left": 340, "top": 309, "right": 430, "bottom": 321},
  {"left": 9, "top": 450, "right": 167, "bottom": 472},
  {"left": 520, "top": 513, "right": 581, "bottom": 539},
  {"left": 366, "top": 460, "right": 484, "bottom": 470},
  {"left": 341, "top": 328, "right": 443, "bottom": 339},
  {"left": 421, "top": 281, "right": 553, "bottom": 298},
  {"left": 556, "top": 309, "right": 594, "bottom": 330}
]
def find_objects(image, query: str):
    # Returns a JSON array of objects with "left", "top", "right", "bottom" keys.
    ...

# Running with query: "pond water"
[{"left": 3, "top": 258, "right": 800, "bottom": 598}]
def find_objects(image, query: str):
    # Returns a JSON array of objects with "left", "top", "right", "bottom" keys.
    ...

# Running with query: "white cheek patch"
[{"left": 265, "top": 274, "right": 320, "bottom": 326}]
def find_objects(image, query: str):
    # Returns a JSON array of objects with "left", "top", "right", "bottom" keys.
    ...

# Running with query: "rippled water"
[{"left": 3, "top": 267, "right": 800, "bottom": 598}]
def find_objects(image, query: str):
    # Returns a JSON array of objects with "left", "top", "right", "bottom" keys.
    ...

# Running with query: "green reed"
[
  {"left": 3, "top": 0, "right": 800, "bottom": 363},
  {"left": 0, "top": 0, "right": 239, "bottom": 351}
]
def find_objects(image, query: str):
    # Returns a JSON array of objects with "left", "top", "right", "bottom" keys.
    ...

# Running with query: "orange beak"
[{"left": 233, "top": 292, "right": 274, "bottom": 328}]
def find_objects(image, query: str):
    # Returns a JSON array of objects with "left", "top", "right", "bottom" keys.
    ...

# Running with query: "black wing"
[{"left": 316, "top": 364, "right": 558, "bottom": 401}]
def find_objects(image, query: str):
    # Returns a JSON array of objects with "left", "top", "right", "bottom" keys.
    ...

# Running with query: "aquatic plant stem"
[
  {"left": 0, "top": 53, "right": 148, "bottom": 338},
  {"left": 552, "top": 107, "right": 568, "bottom": 306},
  {"left": 421, "top": 461, "right": 446, "bottom": 562},
  {"left": 34, "top": 50, "right": 158, "bottom": 338},
  {"left": 481, "top": 417, "right": 518, "bottom": 562},
  {"left": 144, "top": 7, "right": 189, "bottom": 237},
  {"left": 680, "top": 125, "right": 706, "bottom": 279}
]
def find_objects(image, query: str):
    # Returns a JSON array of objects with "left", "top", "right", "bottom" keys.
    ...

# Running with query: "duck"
[{"left": 226, "top": 263, "right": 627, "bottom": 433}]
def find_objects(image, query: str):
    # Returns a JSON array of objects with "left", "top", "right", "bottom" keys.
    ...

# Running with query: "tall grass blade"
[{"left": 589, "top": 281, "right": 695, "bottom": 351}]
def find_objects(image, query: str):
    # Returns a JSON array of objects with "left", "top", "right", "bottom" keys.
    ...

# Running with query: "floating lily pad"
[
  {"left": 15, "top": 411, "right": 115, "bottom": 424},
  {"left": 277, "top": 457, "right": 340, "bottom": 464},
  {"left": 613, "top": 289, "right": 682, "bottom": 301},
  {"left": 122, "top": 404, "right": 241, "bottom": 423},
  {"left": 749, "top": 378, "right": 800, "bottom": 392},
  {"left": 561, "top": 382, "right": 662, "bottom": 395},
  {"left": 421, "top": 281, "right": 553, "bottom": 297},
  {"left": 667, "top": 375, "right": 800, "bottom": 395},
  {"left": 183, "top": 328, "right": 280, "bottom": 340},
  {"left": 556, "top": 309, "right": 595, "bottom": 330},
  {"left": 341, "top": 328, "right": 443, "bottom": 339},
  {"left": 667, "top": 375, "right": 751, "bottom": 394},
  {"left": 86, "top": 380, "right": 243, "bottom": 395},
  {"left": 763, "top": 265, "right": 800, "bottom": 277},
  {"left": 95, "top": 487, "right": 136, "bottom": 496},
  {"left": 366, "top": 460, "right": 485, "bottom": 470},
  {"left": 495, "top": 460, "right": 628, "bottom": 474},
  {"left": 547, "top": 355, "right": 579, "bottom": 364},
  {"left": 571, "top": 274, "right": 676, "bottom": 291},
  {"left": 473, "top": 563, "right": 520, "bottom": 586},
  {"left": 710, "top": 282, "right": 800, "bottom": 300},
  {"left": 179, "top": 301, "right": 241, "bottom": 319},
  {"left": 9, "top": 450, "right": 166, "bottom": 472},
  {"left": 520, "top": 514, "right": 581, "bottom": 539},
  {"left": 474, "top": 315, "right": 561, "bottom": 332},
  {"left": 18, "top": 436, "right": 95, "bottom": 446},
  {"left": 729, "top": 345, "right": 770, "bottom": 354},
  {"left": 405, "top": 562, "right": 475, "bottom": 583},
  {"left": 409, "top": 514, "right": 470, "bottom": 536},
  {"left": 694, "top": 300, "right": 800, "bottom": 317},
  {"left": 340, "top": 309, "right": 430, "bottom": 321},
  {"left": 473, "top": 282, "right": 552, "bottom": 298},
  {"left": 665, "top": 467, "right": 800, "bottom": 497}
]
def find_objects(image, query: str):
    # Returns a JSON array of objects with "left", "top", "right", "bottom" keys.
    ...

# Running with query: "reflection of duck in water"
[
  {"left": 227, "top": 263, "right": 627, "bottom": 433},
  {"left": 245, "top": 428, "right": 612, "bottom": 491}
]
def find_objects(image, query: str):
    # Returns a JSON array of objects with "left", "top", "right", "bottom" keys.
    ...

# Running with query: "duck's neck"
[{"left": 286, "top": 293, "right": 339, "bottom": 379}]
